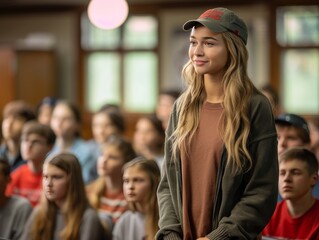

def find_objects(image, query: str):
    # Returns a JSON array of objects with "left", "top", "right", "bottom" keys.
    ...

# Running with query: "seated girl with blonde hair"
[
  {"left": 86, "top": 135, "right": 136, "bottom": 232},
  {"left": 113, "top": 157, "right": 160, "bottom": 240}
]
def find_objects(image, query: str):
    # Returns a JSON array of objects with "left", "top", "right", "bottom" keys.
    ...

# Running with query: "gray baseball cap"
[
  {"left": 275, "top": 113, "right": 310, "bottom": 135},
  {"left": 183, "top": 7, "right": 248, "bottom": 45}
]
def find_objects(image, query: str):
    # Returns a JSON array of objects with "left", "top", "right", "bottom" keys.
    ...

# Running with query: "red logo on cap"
[
  {"left": 233, "top": 30, "right": 239, "bottom": 37},
  {"left": 200, "top": 9, "right": 224, "bottom": 20}
]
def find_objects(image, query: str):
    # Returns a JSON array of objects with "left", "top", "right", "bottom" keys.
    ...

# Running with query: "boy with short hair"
[
  {"left": 0, "top": 100, "right": 36, "bottom": 171},
  {"left": 0, "top": 158, "right": 32, "bottom": 240},
  {"left": 5, "top": 121, "right": 56, "bottom": 207},
  {"left": 262, "top": 147, "right": 319, "bottom": 239},
  {"left": 275, "top": 113, "right": 310, "bottom": 155},
  {"left": 275, "top": 113, "right": 319, "bottom": 199}
]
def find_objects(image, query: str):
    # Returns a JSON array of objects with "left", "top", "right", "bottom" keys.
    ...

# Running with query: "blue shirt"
[{"left": 48, "top": 138, "right": 97, "bottom": 184}]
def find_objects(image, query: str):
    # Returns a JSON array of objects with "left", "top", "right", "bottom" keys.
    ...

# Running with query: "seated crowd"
[{"left": 0, "top": 93, "right": 318, "bottom": 239}]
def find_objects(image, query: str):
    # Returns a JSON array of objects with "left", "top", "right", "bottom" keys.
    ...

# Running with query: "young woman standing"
[{"left": 156, "top": 7, "right": 278, "bottom": 240}]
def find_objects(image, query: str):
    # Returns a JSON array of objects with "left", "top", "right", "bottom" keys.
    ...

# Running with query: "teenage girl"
[
  {"left": 86, "top": 135, "right": 136, "bottom": 231},
  {"left": 113, "top": 157, "right": 160, "bottom": 240},
  {"left": 88, "top": 104, "right": 126, "bottom": 176},
  {"left": 133, "top": 115, "right": 165, "bottom": 169},
  {"left": 21, "top": 152, "right": 107, "bottom": 240},
  {"left": 49, "top": 100, "right": 96, "bottom": 184}
]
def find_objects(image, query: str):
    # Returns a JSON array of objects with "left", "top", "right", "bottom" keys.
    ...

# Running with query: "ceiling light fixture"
[{"left": 87, "top": 0, "right": 129, "bottom": 30}]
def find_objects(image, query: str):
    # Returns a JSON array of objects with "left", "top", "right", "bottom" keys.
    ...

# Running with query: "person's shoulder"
[
  {"left": 250, "top": 91, "right": 272, "bottom": 109},
  {"left": 250, "top": 91, "right": 275, "bottom": 121},
  {"left": 119, "top": 209, "right": 133, "bottom": 218},
  {"left": 86, "top": 139, "right": 99, "bottom": 150},
  {"left": 10, "top": 164, "right": 29, "bottom": 177},
  {"left": 83, "top": 206, "right": 99, "bottom": 216},
  {"left": 276, "top": 200, "right": 286, "bottom": 208},
  {"left": 82, "top": 206, "right": 101, "bottom": 222},
  {"left": 116, "top": 210, "right": 135, "bottom": 223},
  {"left": 72, "top": 138, "right": 95, "bottom": 157},
  {"left": 122, "top": 210, "right": 144, "bottom": 222},
  {"left": 13, "top": 195, "right": 32, "bottom": 206},
  {"left": 6, "top": 195, "right": 33, "bottom": 212},
  {"left": 273, "top": 200, "right": 287, "bottom": 215},
  {"left": 73, "top": 138, "right": 90, "bottom": 147}
]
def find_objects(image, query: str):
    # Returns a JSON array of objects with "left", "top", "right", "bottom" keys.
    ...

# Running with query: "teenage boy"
[
  {"left": 262, "top": 147, "right": 319, "bottom": 239},
  {"left": 275, "top": 113, "right": 310, "bottom": 155},
  {"left": 0, "top": 158, "right": 32, "bottom": 240},
  {"left": 5, "top": 121, "right": 56, "bottom": 207},
  {"left": 275, "top": 113, "right": 319, "bottom": 199},
  {"left": 0, "top": 100, "right": 36, "bottom": 171}
]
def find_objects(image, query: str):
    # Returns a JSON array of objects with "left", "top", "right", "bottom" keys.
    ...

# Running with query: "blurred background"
[{"left": 0, "top": 0, "right": 318, "bottom": 138}]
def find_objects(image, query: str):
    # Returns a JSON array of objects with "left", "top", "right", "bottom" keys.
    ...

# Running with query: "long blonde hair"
[
  {"left": 123, "top": 157, "right": 160, "bottom": 240},
  {"left": 30, "top": 153, "right": 89, "bottom": 240},
  {"left": 172, "top": 31, "right": 256, "bottom": 172}
]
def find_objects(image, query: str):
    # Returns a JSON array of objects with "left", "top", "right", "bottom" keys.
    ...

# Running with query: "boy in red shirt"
[
  {"left": 6, "top": 121, "right": 56, "bottom": 207},
  {"left": 263, "top": 147, "right": 319, "bottom": 239}
]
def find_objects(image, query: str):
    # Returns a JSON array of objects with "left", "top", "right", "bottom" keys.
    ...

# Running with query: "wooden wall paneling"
[
  {"left": 16, "top": 50, "right": 57, "bottom": 107},
  {"left": 0, "top": 48, "right": 16, "bottom": 115}
]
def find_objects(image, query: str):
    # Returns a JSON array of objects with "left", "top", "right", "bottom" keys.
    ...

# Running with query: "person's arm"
[
  {"left": 8, "top": 197, "right": 32, "bottom": 240},
  {"left": 156, "top": 103, "right": 183, "bottom": 240},
  {"left": 206, "top": 96, "right": 279, "bottom": 239},
  {"left": 20, "top": 206, "right": 39, "bottom": 240}
]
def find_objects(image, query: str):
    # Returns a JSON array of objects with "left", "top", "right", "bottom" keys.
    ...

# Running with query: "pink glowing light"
[{"left": 88, "top": 0, "right": 129, "bottom": 30}]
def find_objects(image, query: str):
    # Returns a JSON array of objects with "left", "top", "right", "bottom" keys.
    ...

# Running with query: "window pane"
[
  {"left": 85, "top": 53, "right": 121, "bottom": 111},
  {"left": 124, "top": 52, "right": 158, "bottom": 112},
  {"left": 277, "top": 6, "right": 319, "bottom": 46},
  {"left": 123, "top": 16, "right": 158, "bottom": 49},
  {"left": 281, "top": 49, "right": 319, "bottom": 114},
  {"left": 81, "top": 13, "right": 121, "bottom": 49}
]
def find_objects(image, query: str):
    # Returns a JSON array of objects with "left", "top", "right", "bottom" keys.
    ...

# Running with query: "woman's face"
[
  {"left": 97, "top": 145, "right": 124, "bottom": 178},
  {"left": 123, "top": 166, "right": 151, "bottom": 205},
  {"left": 43, "top": 163, "right": 69, "bottom": 207},
  {"left": 50, "top": 104, "right": 79, "bottom": 139},
  {"left": 188, "top": 26, "right": 228, "bottom": 77},
  {"left": 133, "top": 118, "right": 162, "bottom": 154},
  {"left": 92, "top": 113, "right": 119, "bottom": 144}
]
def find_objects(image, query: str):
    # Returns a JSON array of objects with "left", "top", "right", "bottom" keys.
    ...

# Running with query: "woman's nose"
[{"left": 194, "top": 44, "right": 204, "bottom": 56}]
